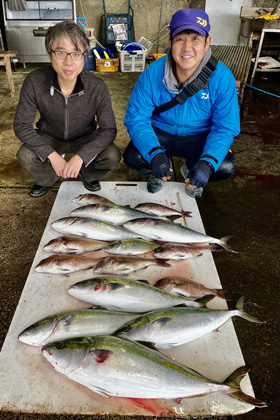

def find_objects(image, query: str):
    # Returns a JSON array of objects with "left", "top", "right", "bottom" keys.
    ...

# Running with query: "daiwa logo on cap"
[
  {"left": 170, "top": 9, "right": 210, "bottom": 38},
  {"left": 197, "top": 17, "right": 207, "bottom": 27}
]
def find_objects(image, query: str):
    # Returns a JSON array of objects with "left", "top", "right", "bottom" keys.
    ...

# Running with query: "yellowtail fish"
[
  {"left": 51, "top": 217, "right": 149, "bottom": 241},
  {"left": 43, "top": 236, "right": 108, "bottom": 254},
  {"left": 42, "top": 335, "right": 266, "bottom": 407},
  {"left": 68, "top": 277, "right": 210, "bottom": 312},
  {"left": 18, "top": 309, "right": 138, "bottom": 346},
  {"left": 92, "top": 255, "right": 171, "bottom": 276},
  {"left": 104, "top": 239, "right": 159, "bottom": 255},
  {"left": 123, "top": 218, "right": 236, "bottom": 252},
  {"left": 154, "top": 276, "right": 226, "bottom": 300},
  {"left": 34, "top": 254, "right": 99, "bottom": 274},
  {"left": 115, "top": 297, "right": 264, "bottom": 349}
]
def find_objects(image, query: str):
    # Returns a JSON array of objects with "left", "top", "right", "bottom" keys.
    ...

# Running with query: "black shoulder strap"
[{"left": 152, "top": 55, "right": 218, "bottom": 117}]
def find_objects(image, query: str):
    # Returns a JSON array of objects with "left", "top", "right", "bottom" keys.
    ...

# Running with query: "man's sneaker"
[
  {"left": 29, "top": 184, "right": 51, "bottom": 198},
  {"left": 147, "top": 175, "right": 164, "bottom": 193},
  {"left": 180, "top": 163, "right": 203, "bottom": 198}
]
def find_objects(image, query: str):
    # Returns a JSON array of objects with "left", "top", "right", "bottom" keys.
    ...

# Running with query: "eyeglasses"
[{"left": 51, "top": 50, "right": 85, "bottom": 61}]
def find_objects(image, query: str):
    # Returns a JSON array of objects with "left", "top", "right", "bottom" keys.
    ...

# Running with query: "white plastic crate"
[{"left": 118, "top": 48, "right": 147, "bottom": 72}]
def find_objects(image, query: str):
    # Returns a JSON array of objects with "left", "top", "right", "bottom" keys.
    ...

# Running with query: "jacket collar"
[
  {"left": 50, "top": 70, "right": 85, "bottom": 95},
  {"left": 163, "top": 47, "right": 212, "bottom": 94}
]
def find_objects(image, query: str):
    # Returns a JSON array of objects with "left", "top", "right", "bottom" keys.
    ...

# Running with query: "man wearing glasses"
[{"left": 14, "top": 21, "right": 120, "bottom": 197}]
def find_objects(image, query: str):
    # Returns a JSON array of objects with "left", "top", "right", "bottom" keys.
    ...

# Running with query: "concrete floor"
[{"left": 0, "top": 66, "right": 279, "bottom": 420}]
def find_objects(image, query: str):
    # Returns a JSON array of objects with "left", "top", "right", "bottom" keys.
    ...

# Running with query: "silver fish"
[
  {"left": 42, "top": 335, "right": 266, "bottom": 407},
  {"left": 115, "top": 297, "right": 263, "bottom": 349},
  {"left": 92, "top": 255, "right": 171, "bottom": 276},
  {"left": 51, "top": 217, "right": 147, "bottom": 241},
  {"left": 135, "top": 202, "right": 192, "bottom": 220},
  {"left": 154, "top": 276, "right": 226, "bottom": 300},
  {"left": 123, "top": 218, "right": 235, "bottom": 252},
  {"left": 43, "top": 236, "right": 108, "bottom": 254},
  {"left": 104, "top": 239, "right": 159, "bottom": 255},
  {"left": 153, "top": 242, "right": 222, "bottom": 260},
  {"left": 72, "top": 193, "right": 115, "bottom": 205},
  {"left": 35, "top": 254, "right": 99, "bottom": 274},
  {"left": 68, "top": 277, "right": 208, "bottom": 312},
  {"left": 70, "top": 203, "right": 164, "bottom": 225},
  {"left": 18, "top": 309, "right": 138, "bottom": 346}
]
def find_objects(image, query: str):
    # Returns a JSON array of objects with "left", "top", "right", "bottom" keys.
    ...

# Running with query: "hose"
[{"left": 246, "top": 83, "right": 280, "bottom": 99}]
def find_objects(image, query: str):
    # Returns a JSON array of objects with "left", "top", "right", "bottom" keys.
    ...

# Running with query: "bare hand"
[
  {"left": 48, "top": 151, "right": 67, "bottom": 177},
  {"left": 62, "top": 155, "right": 83, "bottom": 179}
]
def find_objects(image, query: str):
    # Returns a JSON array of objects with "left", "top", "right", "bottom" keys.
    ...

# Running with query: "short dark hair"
[
  {"left": 170, "top": 29, "right": 209, "bottom": 44},
  {"left": 45, "top": 20, "right": 90, "bottom": 55}
]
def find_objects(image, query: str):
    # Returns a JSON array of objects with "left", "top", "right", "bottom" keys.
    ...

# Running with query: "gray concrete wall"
[{"left": 76, "top": 0, "right": 192, "bottom": 54}]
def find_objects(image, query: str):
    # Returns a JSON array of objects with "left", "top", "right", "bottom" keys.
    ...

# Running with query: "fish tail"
[
  {"left": 225, "top": 366, "right": 267, "bottom": 408},
  {"left": 193, "top": 295, "right": 215, "bottom": 307},
  {"left": 156, "top": 259, "right": 171, "bottom": 267},
  {"left": 182, "top": 211, "right": 192, "bottom": 218},
  {"left": 236, "top": 296, "right": 265, "bottom": 324},
  {"left": 214, "top": 288, "right": 227, "bottom": 299},
  {"left": 218, "top": 236, "right": 238, "bottom": 253}
]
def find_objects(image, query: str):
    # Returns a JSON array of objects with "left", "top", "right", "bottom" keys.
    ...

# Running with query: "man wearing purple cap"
[{"left": 123, "top": 9, "right": 240, "bottom": 197}]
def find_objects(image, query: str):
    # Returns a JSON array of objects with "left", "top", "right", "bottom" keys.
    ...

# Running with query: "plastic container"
[
  {"left": 95, "top": 58, "right": 119, "bottom": 72},
  {"left": 152, "top": 53, "right": 166, "bottom": 61},
  {"left": 118, "top": 48, "right": 147, "bottom": 72},
  {"left": 84, "top": 50, "right": 95, "bottom": 71}
]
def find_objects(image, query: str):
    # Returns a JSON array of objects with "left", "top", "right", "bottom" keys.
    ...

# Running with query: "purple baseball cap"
[{"left": 170, "top": 9, "right": 210, "bottom": 38}]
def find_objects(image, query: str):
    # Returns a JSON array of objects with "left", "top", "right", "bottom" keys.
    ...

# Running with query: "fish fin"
[
  {"left": 165, "top": 215, "right": 182, "bottom": 221},
  {"left": 156, "top": 259, "right": 171, "bottom": 267},
  {"left": 137, "top": 341, "right": 156, "bottom": 350},
  {"left": 151, "top": 316, "right": 172, "bottom": 326},
  {"left": 214, "top": 289, "right": 227, "bottom": 299},
  {"left": 217, "top": 236, "right": 238, "bottom": 253},
  {"left": 90, "top": 349, "right": 113, "bottom": 364},
  {"left": 193, "top": 294, "right": 215, "bottom": 307},
  {"left": 224, "top": 366, "right": 267, "bottom": 407},
  {"left": 236, "top": 296, "right": 265, "bottom": 324},
  {"left": 108, "top": 283, "right": 125, "bottom": 290}
]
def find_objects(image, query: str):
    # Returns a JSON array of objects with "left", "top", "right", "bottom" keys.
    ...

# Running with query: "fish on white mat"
[
  {"left": 115, "top": 297, "right": 264, "bottom": 349},
  {"left": 72, "top": 193, "right": 115, "bottom": 205},
  {"left": 42, "top": 335, "right": 266, "bottom": 407},
  {"left": 123, "top": 218, "right": 236, "bottom": 252},
  {"left": 135, "top": 202, "right": 192, "bottom": 220},
  {"left": 35, "top": 254, "right": 99, "bottom": 274},
  {"left": 43, "top": 236, "right": 108, "bottom": 254},
  {"left": 51, "top": 217, "right": 149, "bottom": 241},
  {"left": 92, "top": 255, "right": 171, "bottom": 276},
  {"left": 154, "top": 276, "right": 226, "bottom": 300},
  {"left": 68, "top": 277, "right": 211, "bottom": 312},
  {"left": 18, "top": 309, "right": 138, "bottom": 346}
]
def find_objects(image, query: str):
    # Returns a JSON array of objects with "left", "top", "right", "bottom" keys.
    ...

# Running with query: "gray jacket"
[{"left": 13, "top": 66, "right": 117, "bottom": 166}]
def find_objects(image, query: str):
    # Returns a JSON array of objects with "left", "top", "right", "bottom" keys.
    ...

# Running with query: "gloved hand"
[
  {"left": 150, "top": 153, "right": 171, "bottom": 179},
  {"left": 188, "top": 160, "right": 214, "bottom": 188}
]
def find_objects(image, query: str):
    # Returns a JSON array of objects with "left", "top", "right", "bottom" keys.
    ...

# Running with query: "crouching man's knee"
[{"left": 210, "top": 151, "right": 238, "bottom": 182}]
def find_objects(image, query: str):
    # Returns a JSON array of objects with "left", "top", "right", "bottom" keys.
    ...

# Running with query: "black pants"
[{"left": 123, "top": 126, "right": 238, "bottom": 182}]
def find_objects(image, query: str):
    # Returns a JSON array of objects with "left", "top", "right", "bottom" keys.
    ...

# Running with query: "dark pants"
[
  {"left": 17, "top": 130, "right": 121, "bottom": 186},
  {"left": 123, "top": 126, "right": 238, "bottom": 182}
]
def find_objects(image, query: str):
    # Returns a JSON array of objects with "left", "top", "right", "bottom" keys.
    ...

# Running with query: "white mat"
[{"left": 0, "top": 181, "right": 255, "bottom": 417}]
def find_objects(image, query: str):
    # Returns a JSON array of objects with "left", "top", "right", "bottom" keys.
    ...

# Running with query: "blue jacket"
[{"left": 124, "top": 54, "right": 240, "bottom": 172}]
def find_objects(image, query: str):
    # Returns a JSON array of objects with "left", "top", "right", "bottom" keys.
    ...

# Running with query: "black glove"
[
  {"left": 188, "top": 160, "right": 214, "bottom": 188},
  {"left": 150, "top": 153, "right": 171, "bottom": 179}
]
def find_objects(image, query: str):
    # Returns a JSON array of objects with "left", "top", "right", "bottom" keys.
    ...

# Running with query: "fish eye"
[
  {"left": 56, "top": 342, "right": 65, "bottom": 349},
  {"left": 122, "top": 326, "right": 131, "bottom": 333}
]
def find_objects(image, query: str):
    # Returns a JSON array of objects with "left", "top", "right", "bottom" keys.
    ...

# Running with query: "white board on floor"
[{"left": 0, "top": 181, "right": 256, "bottom": 417}]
